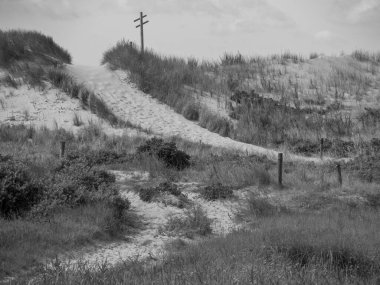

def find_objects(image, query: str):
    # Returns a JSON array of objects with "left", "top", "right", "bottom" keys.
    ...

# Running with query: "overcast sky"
[{"left": 0, "top": 0, "right": 379, "bottom": 65}]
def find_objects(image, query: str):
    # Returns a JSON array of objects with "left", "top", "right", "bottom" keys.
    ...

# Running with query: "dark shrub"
[
  {"left": 139, "top": 181, "right": 182, "bottom": 202},
  {"left": 137, "top": 138, "right": 190, "bottom": 170},
  {"left": 0, "top": 159, "right": 44, "bottom": 217},
  {"left": 156, "top": 181, "right": 181, "bottom": 196},
  {"left": 32, "top": 162, "right": 119, "bottom": 216},
  {"left": 182, "top": 103, "right": 200, "bottom": 121},
  {"left": 139, "top": 186, "right": 157, "bottom": 202},
  {"left": 366, "top": 193, "right": 380, "bottom": 209},
  {"left": 202, "top": 183, "right": 233, "bottom": 201}
]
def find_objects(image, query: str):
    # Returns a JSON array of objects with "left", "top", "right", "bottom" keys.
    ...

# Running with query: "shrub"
[
  {"left": 139, "top": 181, "right": 182, "bottom": 203},
  {"left": 182, "top": 102, "right": 200, "bottom": 121},
  {"left": 156, "top": 181, "right": 181, "bottom": 196},
  {"left": 105, "top": 196, "right": 131, "bottom": 235},
  {"left": 0, "top": 158, "right": 44, "bottom": 217},
  {"left": 366, "top": 193, "right": 380, "bottom": 208},
  {"left": 162, "top": 205, "right": 212, "bottom": 238},
  {"left": 138, "top": 186, "right": 157, "bottom": 202},
  {"left": 202, "top": 183, "right": 233, "bottom": 201},
  {"left": 137, "top": 138, "right": 190, "bottom": 170},
  {"left": 31, "top": 160, "right": 120, "bottom": 216}
]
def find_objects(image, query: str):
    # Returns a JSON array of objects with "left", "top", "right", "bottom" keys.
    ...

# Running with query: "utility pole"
[{"left": 134, "top": 12, "right": 149, "bottom": 55}]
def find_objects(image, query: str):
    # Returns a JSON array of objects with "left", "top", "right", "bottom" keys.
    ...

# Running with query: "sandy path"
[
  {"left": 62, "top": 171, "right": 247, "bottom": 268},
  {"left": 66, "top": 65, "right": 328, "bottom": 163}
]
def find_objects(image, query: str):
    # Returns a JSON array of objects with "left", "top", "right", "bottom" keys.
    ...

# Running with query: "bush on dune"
[{"left": 137, "top": 137, "right": 191, "bottom": 170}]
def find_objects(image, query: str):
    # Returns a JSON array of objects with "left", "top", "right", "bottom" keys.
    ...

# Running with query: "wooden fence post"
[
  {"left": 60, "top": 141, "right": 66, "bottom": 159},
  {"left": 336, "top": 163, "right": 342, "bottom": 187},
  {"left": 278, "top": 153, "right": 283, "bottom": 187},
  {"left": 320, "top": 138, "right": 324, "bottom": 160}
]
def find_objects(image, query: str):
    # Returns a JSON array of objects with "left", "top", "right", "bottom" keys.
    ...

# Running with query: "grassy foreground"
[
  {"left": 16, "top": 207, "right": 380, "bottom": 285},
  {"left": 1, "top": 124, "right": 379, "bottom": 284}
]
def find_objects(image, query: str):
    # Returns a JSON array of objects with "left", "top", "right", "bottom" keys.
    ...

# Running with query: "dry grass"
[
  {"left": 160, "top": 205, "right": 212, "bottom": 239},
  {"left": 0, "top": 203, "right": 116, "bottom": 278},
  {"left": 20, "top": 208, "right": 380, "bottom": 285},
  {"left": 102, "top": 40, "right": 380, "bottom": 157},
  {"left": 1, "top": 124, "right": 380, "bottom": 283}
]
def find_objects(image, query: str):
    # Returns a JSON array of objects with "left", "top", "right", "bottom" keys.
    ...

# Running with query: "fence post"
[
  {"left": 60, "top": 141, "right": 66, "bottom": 159},
  {"left": 320, "top": 138, "right": 324, "bottom": 160},
  {"left": 278, "top": 153, "right": 283, "bottom": 187},
  {"left": 336, "top": 163, "right": 342, "bottom": 187}
]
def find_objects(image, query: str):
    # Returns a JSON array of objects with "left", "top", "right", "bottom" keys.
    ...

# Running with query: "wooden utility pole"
[{"left": 134, "top": 12, "right": 149, "bottom": 55}]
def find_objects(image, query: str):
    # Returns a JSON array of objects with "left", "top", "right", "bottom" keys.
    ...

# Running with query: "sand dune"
[{"left": 67, "top": 64, "right": 326, "bottom": 163}]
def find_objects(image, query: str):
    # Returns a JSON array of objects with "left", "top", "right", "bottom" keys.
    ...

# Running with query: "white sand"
[
  {"left": 61, "top": 171, "right": 248, "bottom": 268},
  {"left": 0, "top": 81, "right": 145, "bottom": 137}
]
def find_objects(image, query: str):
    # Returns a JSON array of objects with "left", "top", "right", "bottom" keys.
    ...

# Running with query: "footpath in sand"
[
  {"left": 66, "top": 65, "right": 326, "bottom": 163},
  {"left": 62, "top": 170, "right": 247, "bottom": 268}
]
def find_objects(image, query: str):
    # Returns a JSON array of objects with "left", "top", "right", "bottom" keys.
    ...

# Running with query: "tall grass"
[
  {"left": 21, "top": 208, "right": 380, "bottom": 284},
  {"left": 102, "top": 40, "right": 233, "bottom": 137},
  {"left": 102, "top": 40, "right": 380, "bottom": 157},
  {"left": 0, "top": 29, "right": 71, "bottom": 67}
]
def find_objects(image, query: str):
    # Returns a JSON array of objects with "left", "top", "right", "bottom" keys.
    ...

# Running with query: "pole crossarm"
[{"left": 134, "top": 12, "right": 149, "bottom": 55}]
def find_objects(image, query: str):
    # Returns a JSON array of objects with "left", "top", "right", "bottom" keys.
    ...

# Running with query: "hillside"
[
  {"left": 103, "top": 42, "right": 380, "bottom": 158},
  {"left": 0, "top": 30, "right": 144, "bottom": 136}
]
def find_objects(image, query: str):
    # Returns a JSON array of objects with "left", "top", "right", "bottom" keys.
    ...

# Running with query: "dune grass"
[
  {"left": 0, "top": 203, "right": 119, "bottom": 277},
  {"left": 20, "top": 207, "right": 380, "bottom": 285},
  {"left": 0, "top": 29, "right": 71, "bottom": 67},
  {"left": 1, "top": 124, "right": 379, "bottom": 283},
  {"left": 102, "top": 41, "right": 380, "bottom": 157}
]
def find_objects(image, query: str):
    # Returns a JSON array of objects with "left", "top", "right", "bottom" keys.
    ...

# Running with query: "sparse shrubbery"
[
  {"left": 162, "top": 205, "right": 212, "bottom": 238},
  {"left": 201, "top": 183, "right": 233, "bottom": 201},
  {"left": 139, "top": 181, "right": 182, "bottom": 203},
  {"left": 0, "top": 152, "right": 128, "bottom": 219},
  {"left": 137, "top": 137, "right": 190, "bottom": 170}
]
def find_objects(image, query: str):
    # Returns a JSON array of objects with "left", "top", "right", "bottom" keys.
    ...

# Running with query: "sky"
[{"left": 0, "top": 0, "right": 379, "bottom": 65}]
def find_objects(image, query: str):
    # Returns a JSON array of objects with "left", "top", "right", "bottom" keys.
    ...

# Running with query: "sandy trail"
[
  {"left": 62, "top": 171, "right": 247, "bottom": 268},
  {"left": 66, "top": 65, "right": 328, "bottom": 163}
]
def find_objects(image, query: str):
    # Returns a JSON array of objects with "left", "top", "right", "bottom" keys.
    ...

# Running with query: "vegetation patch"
[
  {"left": 138, "top": 181, "right": 189, "bottom": 208},
  {"left": 201, "top": 183, "right": 233, "bottom": 201},
  {"left": 137, "top": 137, "right": 190, "bottom": 170},
  {"left": 27, "top": 208, "right": 380, "bottom": 284},
  {"left": 0, "top": 158, "right": 44, "bottom": 218},
  {"left": 0, "top": 29, "right": 71, "bottom": 67},
  {"left": 161, "top": 205, "right": 212, "bottom": 238}
]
